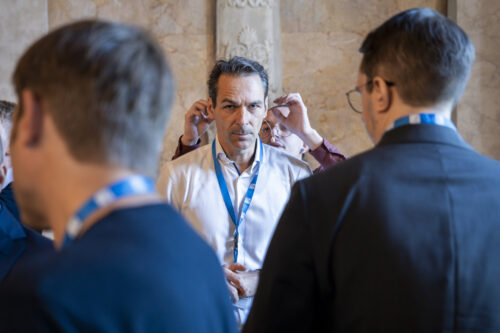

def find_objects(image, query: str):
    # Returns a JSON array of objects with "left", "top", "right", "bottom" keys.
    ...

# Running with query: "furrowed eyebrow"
[{"left": 221, "top": 98, "right": 238, "bottom": 104}]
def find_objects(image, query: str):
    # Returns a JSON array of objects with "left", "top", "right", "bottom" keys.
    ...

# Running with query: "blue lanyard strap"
[
  {"left": 212, "top": 139, "right": 263, "bottom": 263},
  {"left": 63, "top": 175, "right": 156, "bottom": 248},
  {"left": 386, "top": 113, "right": 456, "bottom": 132}
]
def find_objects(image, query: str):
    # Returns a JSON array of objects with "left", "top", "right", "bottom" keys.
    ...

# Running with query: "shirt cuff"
[
  {"left": 309, "top": 139, "right": 347, "bottom": 169},
  {"left": 172, "top": 135, "right": 201, "bottom": 160}
]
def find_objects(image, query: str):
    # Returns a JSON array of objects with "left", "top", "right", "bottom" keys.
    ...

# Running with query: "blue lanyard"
[
  {"left": 386, "top": 113, "right": 456, "bottom": 132},
  {"left": 63, "top": 175, "right": 156, "bottom": 248},
  {"left": 212, "top": 139, "right": 263, "bottom": 263}
]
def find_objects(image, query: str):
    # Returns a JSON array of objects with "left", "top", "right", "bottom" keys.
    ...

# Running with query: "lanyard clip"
[{"left": 233, "top": 232, "right": 239, "bottom": 263}]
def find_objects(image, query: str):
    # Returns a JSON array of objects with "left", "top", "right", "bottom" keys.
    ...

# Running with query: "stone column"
[{"left": 216, "top": 0, "right": 283, "bottom": 102}]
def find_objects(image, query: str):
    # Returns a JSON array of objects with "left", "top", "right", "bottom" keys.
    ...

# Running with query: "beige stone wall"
[
  {"left": 47, "top": 0, "right": 215, "bottom": 167},
  {"left": 3, "top": 0, "right": 498, "bottom": 170},
  {"left": 280, "top": 0, "right": 447, "bottom": 164},
  {"left": 0, "top": 0, "right": 48, "bottom": 101},
  {"left": 457, "top": 0, "right": 500, "bottom": 160}
]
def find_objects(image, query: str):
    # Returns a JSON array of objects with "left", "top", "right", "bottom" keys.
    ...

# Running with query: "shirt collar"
[
  {"left": 215, "top": 136, "right": 263, "bottom": 173},
  {"left": 385, "top": 113, "right": 456, "bottom": 133}
]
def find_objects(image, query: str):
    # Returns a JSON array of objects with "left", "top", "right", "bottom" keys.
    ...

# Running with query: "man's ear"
[
  {"left": 371, "top": 77, "right": 392, "bottom": 114},
  {"left": 207, "top": 97, "right": 215, "bottom": 118},
  {"left": 19, "top": 89, "right": 44, "bottom": 148},
  {"left": 264, "top": 96, "right": 269, "bottom": 112}
]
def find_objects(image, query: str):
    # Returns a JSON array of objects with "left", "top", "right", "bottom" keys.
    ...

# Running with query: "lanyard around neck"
[
  {"left": 212, "top": 139, "right": 263, "bottom": 263},
  {"left": 62, "top": 175, "right": 156, "bottom": 248},
  {"left": 386, "top": 113, "right": 456, "bottom": 132}
]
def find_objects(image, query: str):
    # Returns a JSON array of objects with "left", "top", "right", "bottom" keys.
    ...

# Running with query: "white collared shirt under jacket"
[{"left": 157, "top": 137, "right": 312, "bottom": 270}]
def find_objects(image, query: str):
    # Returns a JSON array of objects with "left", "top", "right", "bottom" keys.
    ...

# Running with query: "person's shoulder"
[
  {"left": 469, "top": 150, "right": 500, "bottom": 169},
  {"left": 82, "top": 203, "right": 211, "bottom": 254},
  {"left": 19, "top": 226, "right": 54, "bottom": 266},
  {"left": 168, "top": 143, "right": 211, "bottom": 167},
  {"left": 41, "top": 204, "right": 224, "bottom": 292},
  {"left": 159, "top": 144, "right": 212, "bottom": 179},
  {"left": 0, "top": 204, "right": 237, "bottom": 333},
  {"left": 298, "top": 146, "right": 379, "bottom": 195},
  {"left": 0, "top": 182, "right": 14, "bottom": 201},
  {"left": 263, "top": 144, "right": 311, "bottom": 173},
  {"left": 106, "top": 203, "right": 187, "bottom": 229},
  {"left": 157, "top": 145, "right": 214, "bottom": 195}
]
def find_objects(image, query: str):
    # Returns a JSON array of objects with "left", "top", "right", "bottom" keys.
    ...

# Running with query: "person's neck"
[
  {"left": 375, "top": 101, "right": 453, "bottom": 144},
  {"left": 218, "top": 135, "right": 257, "bottom": 172},
  {"left": 46, "top": 163, "right": 137, "bottom": 248}
]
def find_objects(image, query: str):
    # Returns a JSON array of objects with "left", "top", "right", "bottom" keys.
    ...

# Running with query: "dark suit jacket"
[
  {"left": 245, "top": 125, "right": 500, "bottom": 333},
  {"left": 0, "top": 182, "right": 21, "bottom": 221},
  {"left": 0, "top": 201, "right": 52, "bottom": 285},
  {"left": 0, "top": 203, "right": 238, "bottom": 333}
]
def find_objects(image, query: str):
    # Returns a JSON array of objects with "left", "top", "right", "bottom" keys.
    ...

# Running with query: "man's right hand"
[
  {"left": 223, "top": 266, "right": 240, "bottom": 303},
  {"left": 272, "top": 93, "right": 323, "bottom": 151},
  {"left": 181, "top": 99, "right": 214, "bottom": 146}
]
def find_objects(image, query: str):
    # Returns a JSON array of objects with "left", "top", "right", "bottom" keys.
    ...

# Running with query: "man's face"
[
  {"left": 210, "top": 74, "right": 267, "bottom": 156},
  {"left": 358, "top": 72, "right": 377, "bottom": 143},
  {"left": 259, "top": 110, "right": 305, "bottom": 158},
  {"left": 0, "top": 119, "right": 12, "bottom": 170},
  {"left": 10, "top": 100, "right": 49, "bottom": 230}
]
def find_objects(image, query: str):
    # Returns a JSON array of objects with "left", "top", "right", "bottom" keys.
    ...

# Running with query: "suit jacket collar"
[
  {"left": 0, "top": 203, "right": 26, "bottom": 282},
  {"left": 378, "top": 124, "right": 474, "bottom": 152}
]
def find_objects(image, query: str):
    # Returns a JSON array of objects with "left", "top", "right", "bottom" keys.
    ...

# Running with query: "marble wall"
[
  {"left": 0, "top": 0, "right": 48, "bottom": 101},
  {"left": 280, "top": 0, "right": 447, "bottom": 166},
  {"left": 457, "top": 0, "right": 500, "bottom": 160},
  {"left": 0, "top": 0, "right": 215, "bottom": 168},
  {"left": 48, "top": 0, "right": 216, "bottom": 167},
  {"left": 1, "top": 0, "right": 498, "bottom": 170}
]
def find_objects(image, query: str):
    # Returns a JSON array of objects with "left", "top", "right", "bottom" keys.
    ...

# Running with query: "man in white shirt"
[
  {"left": 157, "top": 56, "right": 311, "bottom": 326},
  {"left": 0, "top": 100, "right": 14, "bottom": 188}
]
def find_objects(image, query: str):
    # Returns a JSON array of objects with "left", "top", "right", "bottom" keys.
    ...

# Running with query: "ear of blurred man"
[{"left": 18, "top": 90, "right": 44, "bottom": 149}]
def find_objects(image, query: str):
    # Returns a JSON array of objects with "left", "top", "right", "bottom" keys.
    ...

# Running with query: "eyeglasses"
[
  {"left": 259, "top": 120, "right": 292, "bottom": 141},
  {"left": 346, "top": 80, "right": 395, "bottom": 113}
]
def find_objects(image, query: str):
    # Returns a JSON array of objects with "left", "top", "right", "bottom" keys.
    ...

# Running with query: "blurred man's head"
[
  {"left": 207, "top": 57, "right": 269, "bottom": 158},
  {"left": 259, "top": 109, "right": 306, "bottom": 158},
  {"left": 10, "top": 20, "right": 174, "bottom": 228},
  {"left": 357, "top": 8, "right": 475, "bottom": 143},
  {"left": 0, "top": 100, "right": 15, "bottom": 170}
]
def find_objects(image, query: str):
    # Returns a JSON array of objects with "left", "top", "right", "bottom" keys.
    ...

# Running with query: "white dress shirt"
[
  {"left": 157, "top": 137, "right": 312, "bottom": 324},
  {"left": 2, "top": 168, "right": 13, "bottom": 189}
]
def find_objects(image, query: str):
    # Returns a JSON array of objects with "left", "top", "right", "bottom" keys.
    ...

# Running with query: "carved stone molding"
[
  {"left": 216, "top": 0, "right": 282, "bottom": 100},
  {"left": 219, "top": 0, "right": 275, "bottom": 9},
  {"left": 223, "top": 26, "right": 273, "bottom": 73}
]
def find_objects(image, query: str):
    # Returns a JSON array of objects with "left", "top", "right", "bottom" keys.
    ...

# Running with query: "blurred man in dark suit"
[
  {"left": 246, "top": 8, "right": 500, "bottom": 333},
  {"left": 0, "top": 20, "right": 237, "bottom": 333}
]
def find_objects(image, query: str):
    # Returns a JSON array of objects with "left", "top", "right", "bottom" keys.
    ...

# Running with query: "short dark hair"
[
  {"left": 360, "top": 8, "right": 475, "bottom": 107},
  {"left": 207, "top": 56, "right": 268, "bottom": 106},
  {"left": 0, "top": 100, "right": 15, "bottom": 124},
  {"left": 13, "top": 20, "right": 174, "bottom": 176}
]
